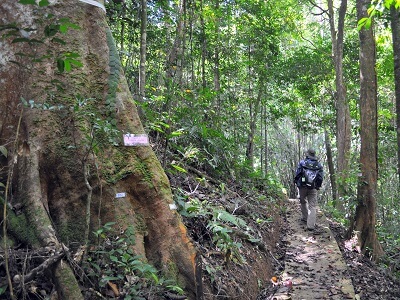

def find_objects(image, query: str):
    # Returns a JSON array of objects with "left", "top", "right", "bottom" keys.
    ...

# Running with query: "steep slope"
[{"left": 169, "top": 172, "right": 286, "bottom": 299}]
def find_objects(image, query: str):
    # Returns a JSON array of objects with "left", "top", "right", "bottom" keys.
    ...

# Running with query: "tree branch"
[{"left": 13, "top": 251, "right": 64, "bottom": 284}]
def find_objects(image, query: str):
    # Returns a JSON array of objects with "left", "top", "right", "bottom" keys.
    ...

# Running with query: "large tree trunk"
[
  {"left": 0, "top": 1, "right": 199, "bottom": 298},
  {"left": 348, "top": 0, "right": 383, "bottom": 260}
]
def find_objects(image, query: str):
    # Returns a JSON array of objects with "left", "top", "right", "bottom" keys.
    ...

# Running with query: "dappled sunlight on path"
[{"left": 271, "top": 199, "right": 356, "bottom": 300}]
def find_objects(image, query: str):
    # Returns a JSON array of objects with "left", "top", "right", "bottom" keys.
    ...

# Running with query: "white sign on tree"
[{"left": 123, "top": 133, "right": 149, "bottom": 146}]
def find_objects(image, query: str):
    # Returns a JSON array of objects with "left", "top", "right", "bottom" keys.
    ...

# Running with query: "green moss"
[
  {"left": 166, "top": 261, "right": 179, "bottom": 277},
  {"left": 106, "top": 28, "right": 121, "bottom": 123},
  {"left": 133, "top": 158, "right": 153, "bottom": 184},
  {"left": 0, "top": 197, "right": 40, "bottom": 246},
  {"left": 52, "top": 134, "right": 82, "bottom": 175},
  {"left": 133, "top": 213, "right": 147, "bottom": 235},
  {"left": 100, "top": 147, "right": 154, "bottom": 186},
  {"left": 84, "top": 53, "right": 108, "bottom": 101},
  {"left": 114, "top": 199, "right": 147, "bottom": 236},
  {"left": 56, "top": 218, "right": 86, "bottom": 245},
  {"left": 101, "top": 148, "right": 128, "bottom": 183},
  {"left": 23, "top": 204, "right": 55, "bottom": 246},
  {"left": 54, "top": 260, "right": 84, "bottom": 300},
  {"left": 164, "top": 261, "right": 183, "bottom": 288},
  {"left": 9, "top": 213, "right": 40, "bottom": 246}
]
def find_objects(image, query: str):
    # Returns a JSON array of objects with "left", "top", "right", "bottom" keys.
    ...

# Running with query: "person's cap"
[{"left": 306, "top": 148, "right": 316, "bottom": 158}]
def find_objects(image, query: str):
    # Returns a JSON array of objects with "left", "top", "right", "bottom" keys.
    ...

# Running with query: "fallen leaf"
[{"left": 107, "top": 281, "right": 120, "bottom": 297}]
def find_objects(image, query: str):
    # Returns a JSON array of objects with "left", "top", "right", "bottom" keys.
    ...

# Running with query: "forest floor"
[{"left": 3, "top": 170, "right": 399, "bottom": 300}]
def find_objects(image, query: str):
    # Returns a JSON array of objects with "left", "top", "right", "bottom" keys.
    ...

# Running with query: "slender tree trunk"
[
  {"left": 325, "top": 129, "right": 337, "bottom": 201},
  {"left": 213, "top": 0, "right": 221, "bottom": 127},
  {"left": 246, "top": 88, "right": 261, "bottom": 169},
  {"left": 264, "top": 110, "right": 268, "bottom": 176},
  {"left": 189, "top": 1, "right": 196, "bottom": 89},
  {"left": 181, "top": 0, "right": 187, "bottom": 87},
  {"left": 390, "top": 7, "right": 400, "bottom": 187},
  {"left": 200, "top": 0, "right": 207, "bottom": 88},
  {"left": 166, "top": 0, "right": 185, "bottom": 85},
  {"left": 327, "top": 0, "right": 350, "bottom": 206},
  {"left": 213, "top": 0, "right": 221, "bottom": 92},
  {"left": 297, "top": 131, "right": 302, "bottom": 162},
  {"left": 163, "top": 0, "right": 186, "bottom": 125},
  {"left": 260, "top": 106, "right": 264, "bottom": 172},
  {"left": 138, "top": 0, "right": 147, "bottom": 104},
  {"left": 120, "top": 3, "right": 125, "bottom": 53},
  {"left": 348, "top": 0, "right": 383, "bottom": 260},
  {"left": 0, "top": 1, "right": 199, "bottom": 298}
]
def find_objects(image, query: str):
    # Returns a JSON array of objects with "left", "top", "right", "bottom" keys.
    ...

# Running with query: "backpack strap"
[{"left": 303, "top": 159, "right": 321, "bottom": 170}]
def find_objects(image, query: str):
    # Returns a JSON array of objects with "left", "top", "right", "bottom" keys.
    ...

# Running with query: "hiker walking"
[{"left": 294, "top": 149, "right": 324, "bottom": 231}]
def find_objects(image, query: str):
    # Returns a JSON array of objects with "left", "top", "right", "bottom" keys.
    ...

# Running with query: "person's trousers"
[{"left": 299, "top": 187, "right": 318, "bottom": 229}]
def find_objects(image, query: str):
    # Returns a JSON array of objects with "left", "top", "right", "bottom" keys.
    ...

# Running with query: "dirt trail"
[{"left": 270, "top": 199, "right": 356, "bottom": 300}]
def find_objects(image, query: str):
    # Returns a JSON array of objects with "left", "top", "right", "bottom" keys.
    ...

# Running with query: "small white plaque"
[
  {"left": 116, "top": 192, "right": 126, "bottom": 198},
  {"left": 169, "top": 203, "right": 177, "bottom": 210},
  {"left": 123, "top": 134, "right": 149, "bottom": 146}
]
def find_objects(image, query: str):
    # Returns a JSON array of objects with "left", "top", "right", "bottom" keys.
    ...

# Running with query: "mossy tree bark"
[{"left": 0, "top": 1, "right": 198, "bottom": 298}]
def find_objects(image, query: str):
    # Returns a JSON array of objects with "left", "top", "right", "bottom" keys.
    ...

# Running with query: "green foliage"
[
  {"left": 377, "top": 218, "right": 400, "bottom": 278},
  {"left": 357, "top": 0, "right": 400, "bottom": 30},
  {"left": 0, "top": 145, "right": 8, "bottom": 158},
  {"left": 323, "top": 200, "right": 349, "bottom": 226},
  {"left": 71, "top": 95, "right": 120, "bottom": 155},
  {"left": 0, "top": 285, "right": 6, "bottom": 296},
  {"left": 21, "top": 97, "right": 64, "bottom": 110},
  {"left": 204, "top": 264, "right": 222, "bottom": 284},
  {"left": 21, "top": 96, "right": 120, "bottom": 157},
  {"left": 86, "top": 223, "right": 184, "bottom": 299},
  {"left": 19, "top": 0, "right": 40, "bottom": 5},
  {"left": 175, "top": 191, "right": 260, "bottom": 263},
  {"left": 8, "top": 12, "right": 80, "bottom": 57},
  {"left": 93, "top": 221, "right": 117, "bottom": 240},
  {"left": 169, "top": 145, "right": 201, "bottom": 174},
  {"left": 57, "top": 51, "right": 83, "bottom": 73}
]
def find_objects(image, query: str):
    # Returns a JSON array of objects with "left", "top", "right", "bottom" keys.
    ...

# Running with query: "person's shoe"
[{"left": 307, "top": 225, "right": 324, "bottom": 235}]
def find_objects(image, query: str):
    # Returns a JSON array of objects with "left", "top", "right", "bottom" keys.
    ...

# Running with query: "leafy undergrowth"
[{"left": 168, "top": 171, "right": 287, "bottom": 299}]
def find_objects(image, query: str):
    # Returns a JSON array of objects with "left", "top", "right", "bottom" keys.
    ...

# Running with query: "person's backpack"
[{"left": 301, "top": 160, "right": 321, "bottom": 188}]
